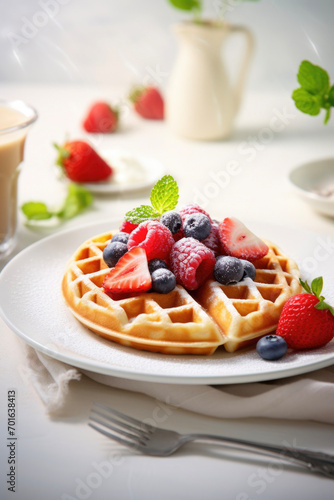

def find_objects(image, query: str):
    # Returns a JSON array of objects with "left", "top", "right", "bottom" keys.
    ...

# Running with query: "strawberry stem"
[
  {"left": 54, "top": 143, "right": 70, "bottom": 167},
  {"left": 300, "top": 277, "right": 334, "bottom": 317}
]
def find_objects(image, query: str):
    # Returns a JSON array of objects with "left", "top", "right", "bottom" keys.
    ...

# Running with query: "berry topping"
[
  {"left": 240, "top": 259, "right": 256, "bottom": 281},
  {"left": 82, "top": 102, "right": 118, "bottom": 133},
  {"left": 54, "top": 140, "right": 113, "bottom": 183},
  {"left": 151, "top": 269, "right": 176, "bottom": 294},
  {"left": 201, "top": 223, "right": 220, "bottom": 257},
  {"left": 256, "top": 335, "right": 288, "bottom": 361},
  {"left": 148, "top": 258, "right": 168, "bottom": 274},
  {"left": 218, "top": 217, "right": 269, "bottom": 261},
  {"left": 111, "top": 232, "right": 129, "bottom": 245},
  {"left": 214, "top": 256, "right": 244, "bottom": 285},
  {"left": 127, "top": 220, "right": 175, "bottom": 261},
  {"left": 170, "top": 237, "right": 216, "bottom": 291},
  {"left": 103, "top": 242, "right": 128, "bottom": 268},
  {"left": 160, "top": 211, "right": 182, "bottom": 234},
  {"left": 129, "top": 86, "right": 164, "bottom": 120},
  {"left": 276, "top": 277, "right": 334, "bottom": 350},
  {"left": 183, "top": 213, "right": 211, "bottom": 241},
  {"left": 179, "top": 204, "right": 213, "bottom": 224},
  {"left": 102, "top": 247, "right": 151, "bottom": 295},
  {"left": 119, "top": 221, "right": 138, "bottom": 234}
]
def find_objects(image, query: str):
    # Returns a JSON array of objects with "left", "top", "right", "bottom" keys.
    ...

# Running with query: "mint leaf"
[
  {"left": 328, "top": 85, "right": 334, "bottom": 107},
  {"left": 299, "top": 278, "right": 312, "bottom": 294},
  {"left": 168, "top": 0, "right": 201, "bottom": 11},
  {"left": 125, "top": 205, "right": 160, "bottom": 225},
  {"left": 150, "top": 175, "right": 179, "bottom": 215},
  {"left": 21, "top": 202, "right": 53, "bottom": 220},
  {"left": 292, "top": 88, "right": 321, "bottom": 116},
  {"left": 311, "top": 276, "right": 323, "bottom": 298},
  {"left": 297, "top": 60, "right": 329, "bottom": 95}
]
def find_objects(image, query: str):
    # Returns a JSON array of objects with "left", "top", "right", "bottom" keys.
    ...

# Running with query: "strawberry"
[
  {"left": 83, "top": 102, "right": 119, "bottom": 133},
  {"left": 55, "top": 140, "right": 113, "bottom": 183},
  {"left": 129, "top": 86, "right": 164, "bottom": 119},
  {"left": 218, "top": 217, "right": 269, "bottom": 261},
  {"left": 119, "top": 220, "right": 138, "bottom": 234},
  {"left": 102, "top": 247, "right": 151, "bottom": 295},
  {"left": 276, "top": 277, "right": 334, "bottom": 349}
]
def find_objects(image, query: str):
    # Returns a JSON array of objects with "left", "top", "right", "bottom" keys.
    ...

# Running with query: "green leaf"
[
  {"left": 292, "top": 88, "right": 321, "bottom": 116},
  {"left": 311, "top": 276, "right": 323, "bottom": 298},
  {"left": 299, "top": 278, "right": 312, "bottom": 295},
  {"left": 21, "top": 202, "right": 54, "bottom": 220},
  {"left": 150, "top": 175, "right": 179, "bottom": 215},
  {"left": 328, "top": 85, "right": 334, "bottom": 106},
  {"left": 168, "top": 0, "right": 201, "bottom": 11},
  {"left": 58, "top": 183, "right": 93, "bottom": 220},
  {"left": 297, "top": 60, "right": 329, "bottom": 95},
  {"left": 125, "top": 205, "right": 160, "bottom": 225},
  {"left": 315, "top": 300, "right": 334, "bottom": 317}
]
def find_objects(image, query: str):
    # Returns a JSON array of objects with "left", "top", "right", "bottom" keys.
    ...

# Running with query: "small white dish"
[
  {"left": 75, "top": 149, "right": 165, "bottom": 194},
  {"left": 289, "top": 157, "right": 334, "bottom": 217}
]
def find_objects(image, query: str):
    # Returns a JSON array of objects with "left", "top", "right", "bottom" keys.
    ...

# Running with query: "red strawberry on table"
[
  {"left": 218, "top": 217, "right": 269, "bottom": 261},
  {"left": 276, "top": 277, "right": 334, "bottom": 350},
  {"left": 129, "top": 86, "right": 164, "bottom": 119},
  {"left": 83, "top": 102, "right": 119, "bottom": 133},
  {"left": 102, "top": 247, "right": 152, "bottom": 295},
  {"left": 55, "top": 140, "right": 113, "bottom": 183}
]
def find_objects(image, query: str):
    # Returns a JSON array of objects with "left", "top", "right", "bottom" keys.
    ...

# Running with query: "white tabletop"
[{"left": 0, "top": 84, "right": 334, "bottom": 500}]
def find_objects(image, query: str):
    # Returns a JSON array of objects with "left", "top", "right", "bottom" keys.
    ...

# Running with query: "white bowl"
[{"left": 289, "top": 157, "right": 334, "bottom": 217}]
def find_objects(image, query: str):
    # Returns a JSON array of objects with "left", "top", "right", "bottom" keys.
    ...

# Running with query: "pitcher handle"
[{"left": 228, "top": 25, "right": 254, "bottom": 113}]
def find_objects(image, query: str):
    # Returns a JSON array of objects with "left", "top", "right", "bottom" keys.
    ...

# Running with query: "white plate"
[
  {"left": 289, "top": 157, "right": 334, "bottom": 217},
  {"left": 1, "top": 220, "right": 334, "bottom": 385},
  {"left": 80, "top": 149, "right": 165, "bottom": 193}
]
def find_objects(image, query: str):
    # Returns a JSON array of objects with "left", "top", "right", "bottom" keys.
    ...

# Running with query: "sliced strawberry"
[
  {"left": 102, "top": 247, "right": 151, "bottom": 294},
  {"left": 218, "top": 217, "right": 269, "bottom": 261},
  {"left": 119, "top": 220, "right": 138, "bottom": 234}
]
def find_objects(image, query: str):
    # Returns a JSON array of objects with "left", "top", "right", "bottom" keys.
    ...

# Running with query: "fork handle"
[{"left": 185, "top": 434, "right": 334, "bottom": 478}]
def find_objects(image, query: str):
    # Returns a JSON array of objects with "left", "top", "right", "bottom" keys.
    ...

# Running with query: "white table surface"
[{"left": 0, "top": 84, "right": 334, "bottom": 500}]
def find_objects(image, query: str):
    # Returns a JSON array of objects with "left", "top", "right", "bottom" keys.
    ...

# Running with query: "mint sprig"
[
  {"left": 22, "top": 183, "right": 93, "bottom": 225},
  {"left": 299, "top": 277, "right": 334, "bottom": 316},
  {"left": 292, "top": 61, "right": 334, "bottom": 124},
  {"left": 125, "top": 175, "right": 179, "bottom": 224}
]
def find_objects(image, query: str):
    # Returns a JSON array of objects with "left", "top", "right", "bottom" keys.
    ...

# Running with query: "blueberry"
[
  {"left": 214, "top": 256, "right": 244, "bottom": 285},
  {"left": 183, "top": 213, "right": 211, "bottom": 241},
  {"left": 103, "top": 242, "right": 128, "bottom": 267},
  {"left": 256, "top": 335, "right": 288, "bottom": 361},
  {"left": 240, "top": 259, "right": 256, "bottom": 281},
  {"left": 160, "top": 211, "right": 182, "bottom": 234},
  {"left": 111, "top": 232, "right": 129, "bottom": 245},
  {"left": 151, "top": 268, "right": 176, "bottom": 294},
  {"left": 148, "top": 258, "right": 168, "bottom": 274}
]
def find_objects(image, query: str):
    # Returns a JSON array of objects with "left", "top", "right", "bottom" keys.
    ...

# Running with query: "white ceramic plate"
[
  {"left": 80, "top": 149, "right": 165, "bottom": 194},
  {"left": 289, "top": 157, "right": 334, "bottom": 217},
  {"left": 1, "top": 220, "right": 334, "bottom": 385}
]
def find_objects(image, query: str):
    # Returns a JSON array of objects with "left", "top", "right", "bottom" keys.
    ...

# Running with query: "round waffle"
[{"left": 62, "top": 232, "right": 302, "bottom": 355}]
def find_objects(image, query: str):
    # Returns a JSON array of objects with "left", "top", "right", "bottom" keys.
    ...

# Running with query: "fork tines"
[{"left": 88, "top": 402, "right": 151, "bottom": 449}]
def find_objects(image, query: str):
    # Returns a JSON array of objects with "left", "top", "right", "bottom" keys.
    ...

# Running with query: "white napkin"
[{"left": 23, "top": 344, "right": 334, "bottom": 424}]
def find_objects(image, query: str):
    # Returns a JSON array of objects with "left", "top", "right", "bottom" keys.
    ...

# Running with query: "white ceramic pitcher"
[{"left": 166, "top": 21, "right": 254, "bottom": 141}]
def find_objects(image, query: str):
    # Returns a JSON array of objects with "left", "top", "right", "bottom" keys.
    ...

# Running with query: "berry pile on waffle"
[{"left": 62, "top": 175, "right": 303, "bottom": 355}]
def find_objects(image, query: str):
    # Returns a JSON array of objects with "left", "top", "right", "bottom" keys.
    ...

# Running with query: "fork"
[{"left": 88, "top": 402, "right": 334, "bottom": 479}]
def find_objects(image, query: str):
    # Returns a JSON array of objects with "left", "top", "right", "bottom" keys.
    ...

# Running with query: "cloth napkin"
[{"left": 23, "top": 343, "right": 334, "bottom": 424}]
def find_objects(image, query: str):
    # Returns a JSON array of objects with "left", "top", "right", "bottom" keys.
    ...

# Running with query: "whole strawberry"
[
  {"left": 83, "top": 102, "right": 119, "bottom": 133},
  {"left": 129, "top": 86, "right": 164, "bottom": 120},
  {"left": 54, "top": 140, "right": 113, "bottom": 183},
  {"left": 276, "top": 277, "right": 334, "bottom": 349}
]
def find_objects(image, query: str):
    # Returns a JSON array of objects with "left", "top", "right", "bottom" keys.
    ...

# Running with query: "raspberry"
[
  {"left": 179, "top": 204, "right": 213, "bottom": 224},
  {"left": 170, "top": 237, "right": 216, "bottom": 290},
  {"left": 127, "top": 220, "right": 175, "bottom": 261},
  {"left": 202, "top": 224, "right": 220, "bottom": 256},
  {"left": 119, "top": 221, "right": 138, "bottom": 234}
]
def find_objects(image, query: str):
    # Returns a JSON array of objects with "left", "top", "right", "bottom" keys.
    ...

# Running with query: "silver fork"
[{"left": 88, "top": 402, "right": 334, "bottom": 479}]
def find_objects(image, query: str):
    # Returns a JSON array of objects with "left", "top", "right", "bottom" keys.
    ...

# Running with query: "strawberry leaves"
[
  {"left": 125, "top": 175, "right": 179, "bottom": 224},
  {"left": 300, "top": 277, "right": 334, "bottom": 317}
]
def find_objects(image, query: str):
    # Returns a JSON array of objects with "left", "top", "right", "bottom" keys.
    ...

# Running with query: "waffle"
[
  {"left": 62, "top": 233, "right": 302, "bottom": 355},
  {"left": 195, "top": 240, "right": 302, "bottom": 352}
]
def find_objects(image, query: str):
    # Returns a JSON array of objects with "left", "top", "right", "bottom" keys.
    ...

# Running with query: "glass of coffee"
[{"left": 0, "top": 100, "right": 38, "bottom": 258}]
